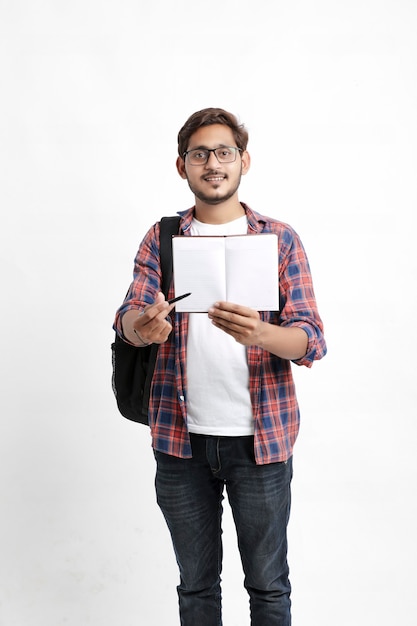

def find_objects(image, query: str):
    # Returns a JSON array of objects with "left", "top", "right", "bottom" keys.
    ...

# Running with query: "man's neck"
[{"left": 194, "top": 198, "right": 245, "bottom": 224}]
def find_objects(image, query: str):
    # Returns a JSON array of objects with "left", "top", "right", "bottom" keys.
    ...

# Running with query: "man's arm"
[{"left": 208, "top": 302, "right": 308, "bottom": 360}]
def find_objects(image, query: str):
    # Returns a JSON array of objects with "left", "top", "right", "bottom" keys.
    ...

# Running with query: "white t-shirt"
[{"left": 186, "top": 215, "right": 254, "bottom": 436}]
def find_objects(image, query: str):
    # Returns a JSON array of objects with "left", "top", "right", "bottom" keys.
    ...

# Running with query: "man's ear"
[
  {"left": 176, "top": 156, "right": 187, "bottom": 179},
  {"left": 241, "top": 150, "right": 251, "bottom": 175}
]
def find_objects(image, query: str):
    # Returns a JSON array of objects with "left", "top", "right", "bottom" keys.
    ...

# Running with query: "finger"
[
  {"left": 140, "top": 300, "right": 171, "bottom": 324},
  {"left": 152, "top": 320, "right": 173, "bottom": 344},
  {"left": 210, "top": 301, "right": 256, "bottom": 317},
  {"left": 134, "top": 308, "right": 170, "bottom": 336},
  {"left": 210, "top": 321, "right": 246, "bottom": 344},
  {"left": 136, "top": 318, "right": 173, "bottom": 343},
  {"left": 208, "top": 307, "right": 258, "bottom": 327},
  {"left": 212, "top": 319, "right": 251, "bottom": 337},
  {"left": 154, "top": 291, "right": 176, "bottom": 313},
  {"left": 210, "top": 310, "right": 258, "bottom": 332}
]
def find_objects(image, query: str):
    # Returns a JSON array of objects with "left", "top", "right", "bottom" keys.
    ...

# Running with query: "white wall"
[{"left": 1, "top": 1, "right": 416, "bottom": 624}]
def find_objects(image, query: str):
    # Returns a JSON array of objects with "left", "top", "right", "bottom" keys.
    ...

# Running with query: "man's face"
[{"left": 176, "top": 124, "right": 250, "bottom": 206}]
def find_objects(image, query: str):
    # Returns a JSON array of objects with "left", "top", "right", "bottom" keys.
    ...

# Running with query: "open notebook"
[{"left": 172, "top": 233, "right": 279, "bottom": 312}]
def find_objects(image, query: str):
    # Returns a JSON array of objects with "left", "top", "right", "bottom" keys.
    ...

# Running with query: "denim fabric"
[{"left": 154, "top": 434, "right": 293, "bottom": 625}]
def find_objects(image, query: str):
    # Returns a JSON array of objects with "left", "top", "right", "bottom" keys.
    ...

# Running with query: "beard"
[{"left": 185, "top": 170, "right": 242, "bottom": 206}]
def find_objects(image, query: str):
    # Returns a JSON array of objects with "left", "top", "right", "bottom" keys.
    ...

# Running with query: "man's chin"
[
  {"left": 193, "top": 189, "right": 237, "bottom": 206},
  {"left": 198, "top": 195, "right": 228, "bottom": 206}
]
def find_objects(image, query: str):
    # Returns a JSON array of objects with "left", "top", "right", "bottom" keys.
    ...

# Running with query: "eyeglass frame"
[{"left": 183, "top": 146, "right": 243, "bottom": 166}]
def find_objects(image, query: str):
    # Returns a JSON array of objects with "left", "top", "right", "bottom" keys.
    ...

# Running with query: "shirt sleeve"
[
  {"left": 113, "top": 222, "right": 162, "bottom": 340},
  {"left": 277, "top": 225, "right": 327, "bottom": 367}
]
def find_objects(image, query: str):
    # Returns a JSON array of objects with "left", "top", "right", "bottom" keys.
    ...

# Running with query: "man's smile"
[{"left": 203, "top": 174, "right": 226, "bottom": 183}]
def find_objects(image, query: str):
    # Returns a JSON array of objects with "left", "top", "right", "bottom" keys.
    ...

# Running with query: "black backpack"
[{"left": 111, "top": 216, "right": 181, "bottom": 425}]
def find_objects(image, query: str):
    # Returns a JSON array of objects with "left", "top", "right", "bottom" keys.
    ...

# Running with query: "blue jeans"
[{"left": 154, "top": 434, "right": 292, "bottom": 625}]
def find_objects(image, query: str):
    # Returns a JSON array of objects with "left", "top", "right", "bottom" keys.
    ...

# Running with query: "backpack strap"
[
  {"left": 141, "top": 215, "right": 181, "bottom": 420},
  {"left": 159, "top": 215, "right": 181, "bottom": 296}
]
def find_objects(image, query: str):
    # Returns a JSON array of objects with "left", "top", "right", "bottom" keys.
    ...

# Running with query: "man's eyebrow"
[{"left": 187, "top": 143, "right": 229, "bottom": 151}]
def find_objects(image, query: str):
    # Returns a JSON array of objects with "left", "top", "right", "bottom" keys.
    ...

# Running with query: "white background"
[{"left": 1, "top": 1, "right": 416, "bottom": 624}]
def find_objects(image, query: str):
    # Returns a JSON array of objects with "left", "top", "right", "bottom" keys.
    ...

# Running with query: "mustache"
[{"left": 202, "top": 170, "right": 227, "bottom": 178}]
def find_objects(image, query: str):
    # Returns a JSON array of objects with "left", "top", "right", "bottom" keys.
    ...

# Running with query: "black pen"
[{"left": 168, "top": 292, "right": 192, "bottom": 305}]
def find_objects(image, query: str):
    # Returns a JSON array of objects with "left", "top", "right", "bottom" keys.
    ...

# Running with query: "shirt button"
[{"left": 179, "top": 395, "right": 185, "bottom": 402}]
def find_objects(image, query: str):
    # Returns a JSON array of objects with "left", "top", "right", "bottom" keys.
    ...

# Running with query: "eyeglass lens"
[{"left": 186, "top": 147, "right": 239, "bottom": 165}]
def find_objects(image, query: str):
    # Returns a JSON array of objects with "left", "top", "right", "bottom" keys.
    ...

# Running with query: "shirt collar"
[{"left": 176, "top": 203, "right": 267, "bottom": 234}]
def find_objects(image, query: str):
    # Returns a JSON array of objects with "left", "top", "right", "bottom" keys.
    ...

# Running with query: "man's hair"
[{"left": 177, "top": 107, "right": 249, "bottom": 158}]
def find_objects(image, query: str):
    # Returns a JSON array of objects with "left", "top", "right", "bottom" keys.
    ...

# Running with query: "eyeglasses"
[{"left": 183, "top": 146, "right": 242, "bottom": 166}]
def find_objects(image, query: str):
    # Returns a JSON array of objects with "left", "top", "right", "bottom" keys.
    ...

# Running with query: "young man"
[{"left": 114, "top": 108, "right": 327, "bottom": 625}]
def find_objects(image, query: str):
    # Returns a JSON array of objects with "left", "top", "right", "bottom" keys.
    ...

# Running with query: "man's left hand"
[{"left": 207, "top": 301, "right": 263, "bottom": 346}]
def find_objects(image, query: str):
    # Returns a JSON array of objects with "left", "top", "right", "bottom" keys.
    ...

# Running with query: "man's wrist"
[{"left": 133, "top": 328, "right": 150, "bottom": 346}]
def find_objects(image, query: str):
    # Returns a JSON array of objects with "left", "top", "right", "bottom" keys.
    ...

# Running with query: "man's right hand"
[{"left": 121, "top": 292, "right": 175, "bottom": 346}]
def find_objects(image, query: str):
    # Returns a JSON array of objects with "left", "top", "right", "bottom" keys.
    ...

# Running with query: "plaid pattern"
[{"left": 114, "top": 204, "right": 327, "bottom": 464}]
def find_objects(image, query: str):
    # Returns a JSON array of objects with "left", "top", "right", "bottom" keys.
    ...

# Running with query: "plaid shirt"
[{"left": 114, "top": 204, "right": 326, "bottom": 465}]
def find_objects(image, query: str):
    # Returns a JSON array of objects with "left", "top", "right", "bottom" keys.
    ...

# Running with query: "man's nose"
[{"left": 205, "top": 151, "right": 220, "bottom": 168}]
